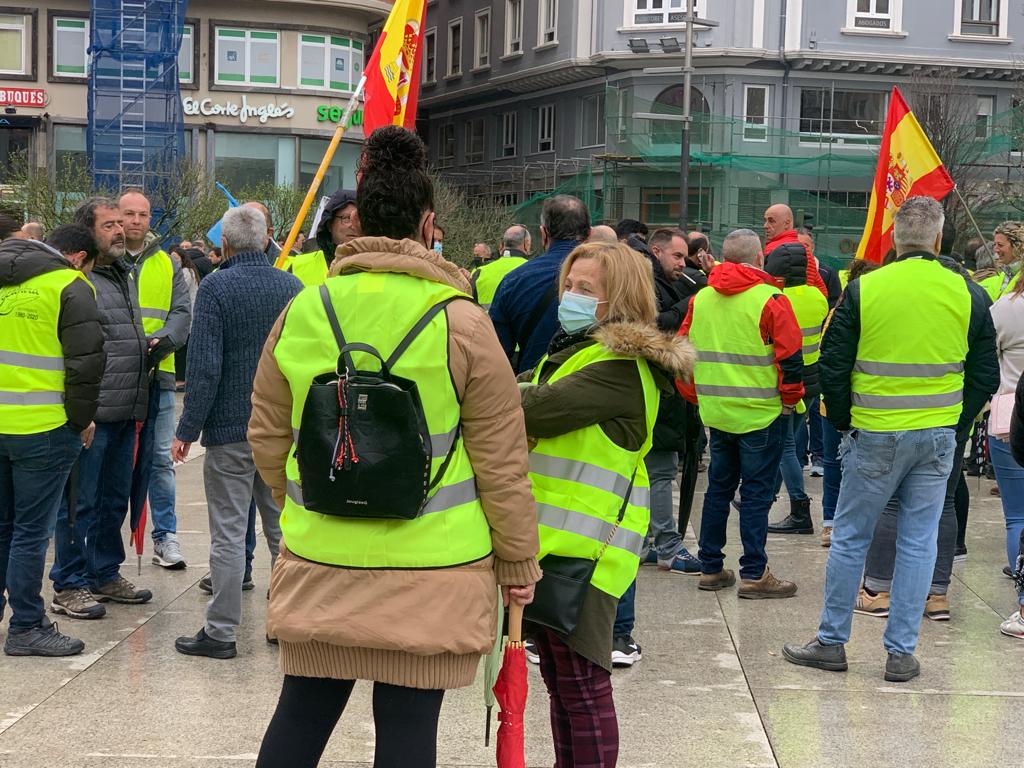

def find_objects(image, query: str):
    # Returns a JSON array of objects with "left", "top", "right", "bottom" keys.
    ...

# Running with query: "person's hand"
[
  {"left": 502, "top": 584, "right": 536, "bottom": 607},
  {"left": 781, "top": 405, "right": 795, "bottom": 416},
  {"left": 698, "top": 251, "right": 716, "bottom": 274},
  {"left": 171, "top": 438, "right": 192, "bottom": 464},
  {"left": 81, "top": 421, "right": 96, "bottom": 449},
  {"left": 149, "top": 337, "right": 160, "bottom": 349}
]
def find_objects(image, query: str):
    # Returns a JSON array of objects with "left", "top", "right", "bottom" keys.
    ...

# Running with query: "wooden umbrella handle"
[{"left": 508, "top": 601, "right": 524, "bottom": 646}]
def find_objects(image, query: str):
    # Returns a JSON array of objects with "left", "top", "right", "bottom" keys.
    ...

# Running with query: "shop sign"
[
  {"left": 317, "top": 105, "right": 364, "bottom": 126},
  {"left": 0, "top": 88, "right": 48, "bottom": 108},
  {"left": 182, "top": 95, "right": 295, "bottom": 124}
]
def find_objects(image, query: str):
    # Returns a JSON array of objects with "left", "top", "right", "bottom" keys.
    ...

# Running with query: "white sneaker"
[
  {"left": 524, "top": 640, "right": 539, "bottom": 665},
  {"left": 152, "top": 536, "right": 187, "bottom": 570},
  {"left": 1000, "top": 611, "right": 1024, "bottom": 639},
  {"left": 809, "top": 464, "right": 824, "bottom": 477}
]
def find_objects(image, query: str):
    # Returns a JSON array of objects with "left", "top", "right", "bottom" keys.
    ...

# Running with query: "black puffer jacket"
[
  {"left": 765, "top": 242, "right": 825, "bottom": 402},
  {"left": 91, "top": 259, "right": 149, "bottom": 423},
  {"left": 0, "top": 238, "right": 105, "bottom": 432}
]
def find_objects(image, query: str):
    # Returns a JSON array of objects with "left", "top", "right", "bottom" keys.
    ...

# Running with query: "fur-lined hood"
[{"left": 593, "top": 321, "right": 695, "bottom": 380}]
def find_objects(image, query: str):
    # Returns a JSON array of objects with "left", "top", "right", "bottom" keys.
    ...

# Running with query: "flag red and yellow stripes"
[
  {"left": 856, "top": 87, "right": 955, "bottom": 263},
  {"left": 362, "top": 0, "right": 428, "bottom": 137}
]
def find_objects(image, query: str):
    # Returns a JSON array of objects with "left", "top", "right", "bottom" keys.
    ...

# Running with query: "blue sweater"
[
  {"left": 176, "top": 251, "right": 302, "bottom": 446},
  {"left": 489, "top": 239, "right": 578, "bottom": 373}
]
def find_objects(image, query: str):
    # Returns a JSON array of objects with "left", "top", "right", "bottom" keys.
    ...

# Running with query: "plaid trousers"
[{"left": 533, "top": 629, "right": 619, "bottom": 768}]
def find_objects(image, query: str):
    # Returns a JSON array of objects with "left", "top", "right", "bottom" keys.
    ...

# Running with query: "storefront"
[{"left": 0, "top": 87, "right": 48, "bottom": 182}]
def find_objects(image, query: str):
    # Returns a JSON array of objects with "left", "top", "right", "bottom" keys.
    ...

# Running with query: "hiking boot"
[
  {"left": 782, "top": 638, "right": 848, "bottom": 672},
  {"left": 152, "top": 536, "right": 187, "bottom": 570},
  {"left": 91, "top": 576, "right": 152, "bottom": 604},
  {"left": 924, "top": 593, "right": 950, "bottom": 622},
  {"left": 658, "top": 548, "right": 702, "bottom": 575},
  {"left": 821, "top": 526, "right": 832, "bottom": 548},
  {"left": 884, "top": 652, "right": 920, "bottom": 683},
  {"left": 738, "top": 568, "right": 797, "bottom": 599},
  {"left": 51, "top": 588, "right": 106, "bottom": 620},
  {"left": 854, "top": 588, "right": 890, "bottom": 617},
  {"left": 174, "top": 627, "right": 236, "bottom": 660},
  {"left": 999, "top": 611, "right": 1024, "bottom": 639},
  {"left": 699, "top": 569, "right": 736, "bottom": 591},
  {"left": 198, "top": 575, "right": 255, "bottom": 594},
  {"left": 611, "top": 635, "right": 642, "bottom": 667},
  {"left": 4, "top": 617, "right": 84, "bottom": 657},
  {"left": 767, "top": 498, "right": 814, "bottom": 535}
]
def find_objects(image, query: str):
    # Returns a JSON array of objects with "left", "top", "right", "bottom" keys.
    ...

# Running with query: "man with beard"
[{"left": 50, "top": 198, "right": 152, "bottom": 621}]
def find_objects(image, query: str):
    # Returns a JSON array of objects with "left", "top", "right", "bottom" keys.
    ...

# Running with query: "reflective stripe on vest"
[
  {"left": 0, "top": 268, "right": 88, "bottom": 434},
  {"left": 784, "top": 284, "right": 828, "bottom": 366},
  {"left": 285, "top": 250, "right": 329, "bottom": 288},
  {"left": 136, "top": 251, "right": 175, "bottom": 374},
  {"left": 273, "top": 271, "right": 492, "bottom": 569},
  {"left": 472, "top": 256, "right": 527, "bottom": 310},
  {"left": 529, "top": 340, "right": 658, "bottom": 599},
  {"left": 851, "top": 258, "right": 971, "bottom": 431},
  {"left": 689, "top": 281, "right": 782, "bottom": 433}
]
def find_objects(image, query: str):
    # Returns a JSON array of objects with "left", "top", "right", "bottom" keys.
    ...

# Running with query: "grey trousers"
[{"left": 203, "top": 441, "right": 281, "bottom": 643}]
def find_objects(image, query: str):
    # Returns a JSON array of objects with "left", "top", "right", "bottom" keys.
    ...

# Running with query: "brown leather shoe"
[
  {"left": 924, "top": 593, "right": 950, "bottom": 621},
  {"left": 698, "top": 569, "right": 736, "bottom": 591},
  {"left": 738, "top": 568, "right": 797, "bottom": 599}
]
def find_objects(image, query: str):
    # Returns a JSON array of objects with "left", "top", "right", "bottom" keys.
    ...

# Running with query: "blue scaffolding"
[{"left": 88, "top": 0, "right": 188, "bottom": 195}]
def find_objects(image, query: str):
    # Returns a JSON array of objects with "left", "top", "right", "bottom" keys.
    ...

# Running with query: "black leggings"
[{"left": 256, "top": 675, "right": 445, "bottom": 768}]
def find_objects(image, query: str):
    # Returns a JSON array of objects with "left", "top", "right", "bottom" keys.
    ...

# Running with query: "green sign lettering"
[{"left": 317, "top": 105, "right": 364, "bottom": 126}]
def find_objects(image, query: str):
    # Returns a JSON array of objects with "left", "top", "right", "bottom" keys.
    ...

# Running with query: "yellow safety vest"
[
  {"left": 285, "top": 250, "right": 330, "bottom": 287},
  {"left": 273, "top": 271, "right": 493, "bottom": 568},
  {"left": 472, "top": 256, "right": 527, "bottom": 310},
  {"left": 689, "top": 282, "right": 783, "bottom": 434},
  {"left": 135, "top": 250, "right": 175, "bottom": 375},
  {"left": 784, "top": 284, "right": 829, "bottom": 366},
  {"left": 0, "top": 268, "right": 91, "bottom": 434},
  {"left": 851, "top": 258, "right": 971, "bottom": 431},
  {"left": 529, "top": 341, "right": 657, "bottom": 599},
  {"left": 838, "top": 269, "right": 850, "bottom": 290}
]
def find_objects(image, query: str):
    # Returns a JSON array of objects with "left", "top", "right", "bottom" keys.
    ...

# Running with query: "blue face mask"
[
  {"left": 433, "top": 241, "right": 443, "bottom": 254},
  {"left": 558, "top": 291, "right": 604, "bottom": 334}
]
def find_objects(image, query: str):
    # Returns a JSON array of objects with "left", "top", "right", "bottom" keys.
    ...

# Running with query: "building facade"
[
  {"left": 0, "top": 0, "right": 388, "bottom": 195},
  {"left": 420, "top": 0, "right": 1024, "bottom": 258}
]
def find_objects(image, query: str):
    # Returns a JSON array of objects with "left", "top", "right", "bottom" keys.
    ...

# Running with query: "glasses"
[{"left": 334, "top": 213, "right": 355, "bottom": 224}]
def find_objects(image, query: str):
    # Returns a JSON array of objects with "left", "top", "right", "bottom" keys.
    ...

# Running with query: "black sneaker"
[
  {"left": 884, "top": 652, "right": 920, "bottom": 683},
  {"left": 611, "top": 635, "right": 642, "bottom": 667},
  {"left": 4, "top": 617, "right": 85, "bottom": 657},
  {"left": 174, "top": 627, "right": 237, "bottom": 659},
  {"left": 198, "top": 575, "right": 255, "bottom": 594}
]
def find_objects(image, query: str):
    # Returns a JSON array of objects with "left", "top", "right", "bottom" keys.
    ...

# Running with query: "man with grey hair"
[
  {"left": 19, "top": 222, "right": 43, "bottom": 240},
  {"left": 502, "top": 223, "right": 532, "bottom": 257},
  {"left": 171, "top": 206, "right": 301, "bottom": 659},
  {"left": 785, "top": 195, "right": 995, "bottom": 683},
  {"left": 588, "top": 225, "right": 618, "bottom": 244},
  {"left": 679, "top": 228, "right": 804, "bottom": 599},
  {"left": 472, "top": 230, "right": 528, "bottom": 311}
]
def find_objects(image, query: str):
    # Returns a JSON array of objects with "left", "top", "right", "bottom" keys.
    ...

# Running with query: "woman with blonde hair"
[
  {"left": 520, "top": 241, "right": 694, "bottom": 767},
  {"left": 982, "top": 221, "right": 1024, "bottom": 300}
]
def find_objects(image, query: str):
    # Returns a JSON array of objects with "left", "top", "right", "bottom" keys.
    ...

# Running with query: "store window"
[
  {"left": 299, "top": 138, "right": 354, "bottom": 192},
  {"left": 580, "top": 94, "right": 605, "bottom": 148},
  {"left": 179, "top": 24, "right": 194, "bottom": 84},
  {"left": 215, "top": 27, "right": 280, "bottom": 86},
  {"left": 54, "top": 125, "right": 87, "bottom": 175},
  {"left": 799, "top": 89, "right": 886, "bottom": 143},
  {"left": 215, "top": 133, "right": 295, "bottom": 190},
  {"left": 299, "top": 34, "right": 363, "bottom": 92},
  {"left": 0, "top": 126, "right": 31, "bottom": 182},
  {"left": 0, "top": 13, "right": 29, "bottom": 75},
  {"left": 53, "top": 17, "right": 89, "bottom": 79}
]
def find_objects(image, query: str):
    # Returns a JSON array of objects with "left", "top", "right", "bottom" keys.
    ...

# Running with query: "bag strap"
[
  {"left": 594, "top": 467, "right": 638, "bottom": 562},
  {"left": 386, "top": 297, "right": 460, "bottom": 369},
  {"left": 319, "top": 285, "right": 354, "bottom": 372}
]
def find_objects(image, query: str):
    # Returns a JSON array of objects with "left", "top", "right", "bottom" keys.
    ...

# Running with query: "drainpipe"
[{"left": 778, "top": 0, "right": 791, "bottom": 184}]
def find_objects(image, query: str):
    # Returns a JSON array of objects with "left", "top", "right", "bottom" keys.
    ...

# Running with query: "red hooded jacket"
[
  {"left": 764, "top": 229, "right": 828, "bottom": 299},
  {"left": 676, "top": 261, "right": 805, "bottom": 408}
]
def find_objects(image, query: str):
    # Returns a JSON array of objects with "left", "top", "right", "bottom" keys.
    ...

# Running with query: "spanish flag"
[
  {"left": 362, "top": 0, "right": 428, "bottom": 137},
  {"left": 856, "top": 87, "right": 955, "bottom": 263}
]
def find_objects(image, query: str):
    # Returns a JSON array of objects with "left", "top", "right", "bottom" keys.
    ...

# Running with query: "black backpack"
[{"left": 294, "top": 285, "right": 461, "bottom": 519}]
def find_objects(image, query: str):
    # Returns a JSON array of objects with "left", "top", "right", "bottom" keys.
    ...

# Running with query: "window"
[
  {"left": 976, "top": 95, "right": 995, "bottom": 139},
  {"left": 958, "top": 0, "right": 1001, "bottom": 36},
  {"left": 848, "top": 0, "right": 896, "bottom": 30},
  {"left": 298, "top": 34, "right": 363, "bottom": 92},
  {"left": 466, "top": 119, "right": 485, "bottom": 163},
  {"left": 737, "top": 188, "right": 771, "bottom": 227},
  {"left": 505, "top": 0, "right": 523, "bottom": 54},
  {"left": 179, "top": 24, "right": 194, "bottom": 84},
  {"left": 799, "top": 89, "right": 886, "bottom": 144},
  {"left": 631, "top": 0, "right": 706, "bottom": 26},
  {"left": 439, "top": 124, "right": 456, "bottom": 166},
  {"left": 474, "top": 10, "right": 491, "bottom": 68},
  {"left": 447, "top": 19, "right": 463, "bottom": 76},
  {"left": 580, "top": 94, "right": 606, "bottom": 147},
  {"left": 640, "top": 187, "right": 713, "bottom": 227},
  {"left": 53, "top": 17, "right": 89, "bottom": 78},
  {"left": 423, "top": 28, "right": 437, "bottom": 82},
  {"left": 215, "top": 27, "right": 279, "bottom": 86},
  {"left": 651, "top": 85, "right": 711, "bottom": 145},
  {"left": 54, "top": 125, "right": 87, "bottom": 175},
  {"left": 539, "top": 0, "right": 557, "bottom": 45},
  {"left": 743, "top": 85, "right": 769, "bottom": 141},
  {"left": 215, "top": 133, "right": 295, "bottom": 189},
  {"left": 0, "top": 14, "right": 29, "bottom": 75},
  {"left": 536, "top": 104, "right": 555, "bottom": 152},
  {"left": 500, "top": 112, "right": 517, "bottom": 157},
  {"left": 300, "top": 138, "right": 352, "bottom": 191}
]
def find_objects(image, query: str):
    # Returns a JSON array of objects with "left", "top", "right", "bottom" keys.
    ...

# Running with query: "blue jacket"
[{"left": 489, "top": 239, "right": 579, "bottom": 373}]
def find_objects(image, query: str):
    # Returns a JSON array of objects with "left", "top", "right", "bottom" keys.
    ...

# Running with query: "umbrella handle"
[{"left": 508, "top": 601, "right": 524, "bottom": 646}]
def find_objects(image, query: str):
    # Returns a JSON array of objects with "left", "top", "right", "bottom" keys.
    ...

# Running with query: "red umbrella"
[
  {"left": 129, "top": 420, "right": 149, "bottom": 575},
  {"left": 492, "top": 601, "right": 527, "bottom": 768}
]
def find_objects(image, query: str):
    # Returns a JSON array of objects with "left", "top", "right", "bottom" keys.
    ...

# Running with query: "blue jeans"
[
  {"left": 50, "top": 420, "right": 136, "bottom": 591},
  {"left": 775, "top": 411, "right": 809, "bottom": 502},
  {"left": 989, "top": 436, "right": 1024, "bottom": 603},
  {"left": 818, "top": 427, "right": 955, "bottom": 655},
  {"left": 807, "top": 396, "right": 823, "bottom": 464},
  {"left": 149, "top": 388, "right": 177, "bottom": 542},
  {"left": 613, "top": 579, "right": 636, "bottom": 638},
  {"left": 699, "top": 417, "right": 785, "bottom": 580},
  {"left": 644, "top": 450, "right": 682, "bottom": 560},
  {"left": 821, "top": 419, "right": 842, "bottom": 525},
  {"left": 0, "top": 426, "right": 82, "bottom": 631}
]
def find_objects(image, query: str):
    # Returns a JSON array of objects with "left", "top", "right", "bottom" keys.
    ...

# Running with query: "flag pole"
[
  {"left": 953, "top": 185, "right": 992, "bottom": 258},
  {"left": 275, "top": 76, "right": 367, "bottom": 270}
]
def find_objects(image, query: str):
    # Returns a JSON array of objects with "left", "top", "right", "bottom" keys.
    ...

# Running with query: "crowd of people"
[{"left": 2, "top": 124, "right": 1024, "bottom": 767}]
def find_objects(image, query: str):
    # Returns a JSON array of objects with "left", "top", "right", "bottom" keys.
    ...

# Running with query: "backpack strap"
[
  {"left": 319, "top": 284, "right": 354, "bottom": 373},
  {"left": 386, "top": 297, "right": 461, "bottom": 368}
]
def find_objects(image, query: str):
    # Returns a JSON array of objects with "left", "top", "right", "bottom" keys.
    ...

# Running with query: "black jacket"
[
  {"left": 673, "top": 266, "right": 708, "bottom": 303},
  {"left": 820, "top": 252, "right": 999, "bottom": 438},
  {"left": 0, "top": 238, "right": 105, "bottom": 432},
  {"left": 818, "top": 262, "right": 842, "bottom": 309},
  {"left": 765, "top": 242, "right": 824, "bottom": 402},
  {"left": 91, "top": 259, "right": 149, "bottom": 423}
]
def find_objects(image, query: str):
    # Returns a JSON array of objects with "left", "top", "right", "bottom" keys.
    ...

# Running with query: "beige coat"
[{"left": 249, "top": 236, "right": 542, "bottom": 690}]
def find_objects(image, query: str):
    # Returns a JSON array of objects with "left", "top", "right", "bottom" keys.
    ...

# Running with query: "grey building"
[{"left": 420, "top": 0, "right": 1024, "bottom": 261}]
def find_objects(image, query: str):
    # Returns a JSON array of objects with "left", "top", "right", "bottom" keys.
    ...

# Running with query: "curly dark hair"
[{"left": 356, "top": 126, "right": 434, "bottom": 240}]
